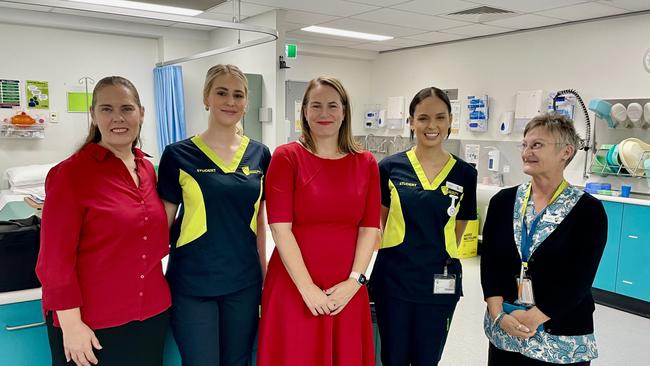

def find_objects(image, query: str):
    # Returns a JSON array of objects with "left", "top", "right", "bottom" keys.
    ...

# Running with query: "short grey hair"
[{"left": 524, "top": 112, "right": 581, "bottom": 166}]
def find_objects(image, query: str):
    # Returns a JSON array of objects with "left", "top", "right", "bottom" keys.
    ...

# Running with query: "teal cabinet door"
[
  {"left": 616, "top": 204, "right": 650, "bottom": 302},
  {"left": 0, "top": 300, "right": 51, "bottom": 365},
  {"left": 593, "top": 201, "right": 623, "bottom": 291}
]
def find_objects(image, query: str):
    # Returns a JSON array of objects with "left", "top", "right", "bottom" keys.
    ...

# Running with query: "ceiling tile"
[
  {"left": 462, "top": 0, "right": 589, "bottom": 13},
  {"left": 536, "top": 2, "right": 629, "bottom": 21},
  {"left": 197, "top": 12, "right": 242, "bottom": 21},
  {"left": 598, "top": 0, "right": 650, "bottom": 11},
  {"left": 285, "top": 31, "right": 363, "bottom": 47},
  {"left": 283, "top": 21, "right": 309, "bottom": 32},
  {"left": 344, "top": 0, "right": 411, "bottom": 6},
  {"left": 0, "top": 2, "right": 52, "bottom": 12},
  {"left": 352, "top": 42, "right": 401, "bottom": 51},
  {"left": 319, "top": 17, "right": 427, "bottom": 37},
  {"left": 170, "top": 23, "right": 217, "bottom": 31},
  {"left": 370, "top": 37, "right": 429, "bottom": 47},
  {"left": 391, "top": 0, "right": 477, "bottom": 16},
  {"left": 50, "top": 8, "right": 176, "bottom": 26},
  {"left": 443, "top": 23, "right": 513, "bottom": 37},
  {"left": 243, "top": 0, "right": 378, "bottom": 17},
  {"left": 206, "top": 1, "right": 274, "bottom": 17},
  {"left": 283, "top": 10, "right": 338, "bottom": 25},
  {"left": 484, "top": 13, "right": 566, "bottom": 29},
  {"left": 352, "top": 8, "right": 471, "bottom": 31},
  {"left": 404, "top": 31, "right": 468, "bottom": 43}
]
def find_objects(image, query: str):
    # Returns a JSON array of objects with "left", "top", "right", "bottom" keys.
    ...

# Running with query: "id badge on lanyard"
[
  {"left": 433, "top": 259, "right": 456, "bottom": 295},
  {"left": 518, "top": 218, "right": 537, "bottom": 305}
]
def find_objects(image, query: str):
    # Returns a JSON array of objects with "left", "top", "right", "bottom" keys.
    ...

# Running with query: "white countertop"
[
  {"left": 476, "top": 184, "right": 650, "bottom": 207},
  {"left": 0, "top": 287, "right": 42, "bottom": 306},
  {"left": 591, "top": 194, "right": 650, "bottom": 206}
]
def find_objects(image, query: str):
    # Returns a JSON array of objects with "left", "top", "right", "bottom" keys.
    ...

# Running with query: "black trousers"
[
  {"left": 488, "top": 343, "right": 591, "bottom": 366},
  {"left": 46, "top": 309, "right": 170, "bottom": 366},
  {"left": 374, "top": 294, "right": 457, "bottom": 366},
  {"left": 170, "top": 283, "right": 261, "bottom": 366}
]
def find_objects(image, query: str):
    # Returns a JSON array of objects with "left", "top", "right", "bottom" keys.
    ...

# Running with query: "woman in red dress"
[{"left": 257, "top": 76, "right": 380, "bottom": 366}]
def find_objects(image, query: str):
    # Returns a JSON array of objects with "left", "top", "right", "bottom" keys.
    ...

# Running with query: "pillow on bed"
[{"left": 5, "top": 163, "right": 55, "bottom": 188}]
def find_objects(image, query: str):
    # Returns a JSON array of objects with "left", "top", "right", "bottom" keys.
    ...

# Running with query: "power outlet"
[{"left": 49, "top": 111, "right": 59, "bottom": 123}]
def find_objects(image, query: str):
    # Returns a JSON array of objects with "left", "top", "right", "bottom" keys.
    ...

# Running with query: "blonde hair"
[
  {"left": 524, "top": 112, "right": 581, "bottom": 166},
  {"left": 80, "top": 76, "right": 143, "bottom": 151},
  {"left": 203, "top": 64, "right": 248, "bottom": 136},
  {"left": 300, "top": 76, "right": 361, "bottom": 154}
]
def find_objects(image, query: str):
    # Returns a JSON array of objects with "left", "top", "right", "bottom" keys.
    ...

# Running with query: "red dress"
[{"left": 257, "top": 142, "right": 380, "bottom": 366}]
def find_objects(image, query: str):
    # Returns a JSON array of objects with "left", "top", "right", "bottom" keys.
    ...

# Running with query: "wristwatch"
[{"left": 349, "top": 271, "right": 368, "bottom": 285}]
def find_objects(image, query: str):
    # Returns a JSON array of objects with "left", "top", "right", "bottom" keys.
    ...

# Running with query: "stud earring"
[{"left": 205, "top": 106, "right": 209, "bottom": 111}]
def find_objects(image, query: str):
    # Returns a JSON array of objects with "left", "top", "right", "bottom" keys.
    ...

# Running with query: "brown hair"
[
  {"left": 203, "top": 64, "right": 248, "bottom": 136},
  {"left": 300, "top": 76, "right": 361, "bottom": 154},
  {"left": 80, "top": 76, "right": 143, "bottom": 151},
  {"left": 524, "top": 112, "right": 581, "bottom": 166}
]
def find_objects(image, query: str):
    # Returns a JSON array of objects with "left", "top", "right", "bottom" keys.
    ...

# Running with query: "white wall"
[
  {"left": 202, "top": 10, "right": 283, "bottom": 150},
  {"left": 286, "top": 48, "right": 375, "bottom": 137},
  {"left": 369, "top": 12, "right": 650, "bottom": 190},
  {"left": 0, "top": 10, "right": 210, "bottom": 184}
]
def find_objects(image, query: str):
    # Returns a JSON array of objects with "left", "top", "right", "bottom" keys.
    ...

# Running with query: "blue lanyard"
[
  {"left": 521, "top": 211, "right": 544, "bottom": 263},
  {"left": 519, "top": 180, "right": 568, "bottom": 264}
]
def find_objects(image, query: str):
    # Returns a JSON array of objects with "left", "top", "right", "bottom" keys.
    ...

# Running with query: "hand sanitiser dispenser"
[
  {"left": 499, "top": 111, "right": 514, "bottom": 135},
  {"left": 487, "top": 150, "right": 500, "bottom": 172}
]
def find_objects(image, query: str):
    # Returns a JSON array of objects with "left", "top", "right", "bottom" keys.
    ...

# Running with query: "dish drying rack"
[{"left": 590, "top": 146, "right": 650, "bottom": 177}]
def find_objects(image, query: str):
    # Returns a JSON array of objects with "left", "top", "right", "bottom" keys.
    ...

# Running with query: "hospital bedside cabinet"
[{"left": 0, "top": 299, "right": 50, "bottom": 365}]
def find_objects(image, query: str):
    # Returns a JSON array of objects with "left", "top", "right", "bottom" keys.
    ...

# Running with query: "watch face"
[{"left": 358, "top": 273, "right": 368, "bottom": 285}]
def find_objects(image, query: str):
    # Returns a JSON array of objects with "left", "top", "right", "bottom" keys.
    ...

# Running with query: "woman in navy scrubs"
[
  {"left": 157, "top": 64, "right": 270, "bottom": 366},
  {"left": 372, "top": 86, "right": 477, "bottom": 366}
]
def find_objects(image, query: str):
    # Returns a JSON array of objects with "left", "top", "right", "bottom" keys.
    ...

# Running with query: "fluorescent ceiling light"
[
  {"left": 68, "top": 0, "right": 203, "bottom": 16},
  {"left": 301, "top": 26, "right": 393, "bottom": 41}
]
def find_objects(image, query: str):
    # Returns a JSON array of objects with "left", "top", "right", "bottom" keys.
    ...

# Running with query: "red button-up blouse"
[{"left": 36, "top": 143, "right": 171, "bottom": 329}]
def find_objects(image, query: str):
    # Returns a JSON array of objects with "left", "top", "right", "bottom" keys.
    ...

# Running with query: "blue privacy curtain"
[{"left": 154, "top": 65, "right": 187, "bottom": 155}]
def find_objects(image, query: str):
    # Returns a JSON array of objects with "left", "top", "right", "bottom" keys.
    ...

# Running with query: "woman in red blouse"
[{"left": 36, "top": 76, "right": 171, "bottom": 366}]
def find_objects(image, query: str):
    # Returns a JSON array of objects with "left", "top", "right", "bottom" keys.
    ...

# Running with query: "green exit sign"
[{"left": 286, "top": 43, "right": 297, "bottom": 59}]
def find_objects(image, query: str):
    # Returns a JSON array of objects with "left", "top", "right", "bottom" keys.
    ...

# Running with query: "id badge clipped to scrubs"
[
  {"left": 433, "top": 264, "right": 456, "bottom": 295},
  {"left": 516, "top": 263, "right": 535, "bottom": 305}
]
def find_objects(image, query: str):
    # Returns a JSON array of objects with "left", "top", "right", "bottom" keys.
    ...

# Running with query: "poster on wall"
[
  {"left": 0, "top": 79, "right": 20, "bottom": 108},
  {"left": 67, "top": 92, "right": 93, "bottom": 113},
  {"left": 450, "top": 100, "right": 461, "bottom": 134},
  {"left": 26, "top": 80, "right": 49, "bottom": 109},
  {"left": 294, "top": 100, "right": 302, "bottom": 132}
]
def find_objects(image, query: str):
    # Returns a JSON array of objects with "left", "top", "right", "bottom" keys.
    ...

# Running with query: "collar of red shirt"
[{"left": 84, "top": 143, "right": 152, "bottom": 162}]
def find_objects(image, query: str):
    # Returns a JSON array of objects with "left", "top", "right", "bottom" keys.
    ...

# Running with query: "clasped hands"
[
  {"left": 299, "top": 278, "right": 361, "bottom": 316},
  {"left": 498, "top": 308, "right": 547, "bottom": 339}
]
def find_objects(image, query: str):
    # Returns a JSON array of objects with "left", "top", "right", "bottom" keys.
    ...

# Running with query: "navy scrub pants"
[
  {"left": 170, "top": 283, "right": 261, "bottom": 366},
  {"left": 374, "top": 294, "right": 456, "bottom": 366}
]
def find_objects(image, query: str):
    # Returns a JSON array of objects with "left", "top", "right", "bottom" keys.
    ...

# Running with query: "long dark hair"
[{"left": 79, "top": 76, "right": 143, "bottom": 151}]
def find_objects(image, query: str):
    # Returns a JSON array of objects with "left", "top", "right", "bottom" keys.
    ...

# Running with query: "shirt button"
[
  {"left": 140, "top": 275, "right": 145, "bottom": 279},
  {"left": 143, "top": 236, "right": 148, "bottom": 241},
  {"left": 139, "top": 292, "right": 143, "bottom": 296},
  {"left": 140, "top": 200, "right": 145, "bottom": 204},
  {"left": 141, "top": 254, "right": 147, "bottom": 259},
  {"left": 144, "top": 217, "right": 149, "bottom": 221}
]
